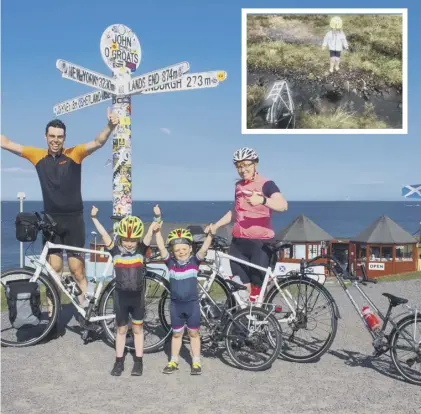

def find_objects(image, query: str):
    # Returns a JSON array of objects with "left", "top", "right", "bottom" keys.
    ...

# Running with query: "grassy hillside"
[{"left": 247, "top": 14, "right": 403, "bottom": 86}]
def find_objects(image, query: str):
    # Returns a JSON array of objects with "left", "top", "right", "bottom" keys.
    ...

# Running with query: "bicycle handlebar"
[
  {"left": 302, "top": 254, "right": 377, "bottom": 284},
  {"left": 33, "top": 211, "right": 58, "bottom": 241},
  {"left": 210, "top": 235, "right": 229, "bottom": 250}
]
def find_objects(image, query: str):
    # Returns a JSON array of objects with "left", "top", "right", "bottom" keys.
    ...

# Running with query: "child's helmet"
[
  {"left": 166, "top": 228, "right": 193, "bottom": 246},
  {"left": 117, "top": 216, "right": 144, "bottom": 239},
  {"left": 330, "top": 16, "right": 343, "bottom": 29}
]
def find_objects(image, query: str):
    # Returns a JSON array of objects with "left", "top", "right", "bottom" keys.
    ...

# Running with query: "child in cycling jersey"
[
  {"left": 91, "top": 206, "right": 155, "bottom": 377},
  {"left": 151, "top": 204, "right": 213, "bottom": 375}
]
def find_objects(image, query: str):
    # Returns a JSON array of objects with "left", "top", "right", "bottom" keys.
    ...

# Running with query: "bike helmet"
[
  {"left": 233, "top": 147, "right": 259, "bottom": 163},
  {"left": 166, "top": 228, "right": 193, "bottom": 246},
  {"left": 330, "top": 16, "right": 343, "bottom": 30},
  {"left": 117, "top": 216, "right": 144, "bottom": 239}
]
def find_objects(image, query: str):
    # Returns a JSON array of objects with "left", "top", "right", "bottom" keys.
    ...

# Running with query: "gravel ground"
[{"left": 1, "top": 279, "right": 420, "bottom": 414}]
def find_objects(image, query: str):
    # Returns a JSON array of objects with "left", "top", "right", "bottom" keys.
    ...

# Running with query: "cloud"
[
  {"left": 159, "top": 128, "right": 171, "bottom": 135},
  {"left": 1, "top": 167, "right": 35, "bottom": 174}
]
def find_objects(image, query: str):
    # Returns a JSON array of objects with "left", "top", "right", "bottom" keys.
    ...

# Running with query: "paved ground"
[{"left": 2, "top": 279, "right": 420, "bottom": 414}]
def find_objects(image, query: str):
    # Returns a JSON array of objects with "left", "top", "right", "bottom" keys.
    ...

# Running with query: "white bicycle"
[
  {"left": 157, "top": 235, "right": 339, "bottom": 362},
  {"left": 1, "top": 212, "right": 171, "bottom": 351}
]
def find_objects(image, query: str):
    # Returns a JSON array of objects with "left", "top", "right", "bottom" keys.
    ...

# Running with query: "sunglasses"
[{"left": 235, "top": 161, "right": 255, "bottom": 170}]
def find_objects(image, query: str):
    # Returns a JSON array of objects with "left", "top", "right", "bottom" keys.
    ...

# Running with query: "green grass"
[
  {"left": 0, "top": 285, "right": 73, "bottom": 312},
  {"left": 376, "top": 271, "right": 421, "bottom": 283},
  {"left": 247, "top": 14, "right": 403, "bottom": 86},
  {"left": 297, "top": 103, "right": 390, "bottom": 129}
]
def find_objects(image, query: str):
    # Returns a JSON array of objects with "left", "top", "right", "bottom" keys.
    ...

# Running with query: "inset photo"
[{"left": 242, "top": 8, "right": 407, "bottom": 134}]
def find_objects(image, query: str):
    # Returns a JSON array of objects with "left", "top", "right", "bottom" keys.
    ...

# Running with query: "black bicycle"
[
  {"left": 197, "top": 277, "right": 282, "bottom": 371},
  {"left": 300, "top": 253, "right": 421, "bottom": 386}
]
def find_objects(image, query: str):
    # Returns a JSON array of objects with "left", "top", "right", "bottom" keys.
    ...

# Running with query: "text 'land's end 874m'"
[{"left": 126, "top": 61, "right": 190, "bottom": 94}]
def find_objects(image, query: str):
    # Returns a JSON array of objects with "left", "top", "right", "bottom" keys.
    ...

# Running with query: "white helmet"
[{"left": 233, "top": 147, "right": 259, "bottom": 163}]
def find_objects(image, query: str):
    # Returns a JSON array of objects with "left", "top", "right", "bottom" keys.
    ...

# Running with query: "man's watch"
[
  {"left": 153, "top": 216, "right": 162, "bottom": 223},
  {"left": 261, "top": 196, "right": 267, "bottom": 206}
]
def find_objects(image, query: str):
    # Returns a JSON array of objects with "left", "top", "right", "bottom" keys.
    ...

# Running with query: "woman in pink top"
[{"left": 207, "top": 148, "right": 288, "bottom": 297}]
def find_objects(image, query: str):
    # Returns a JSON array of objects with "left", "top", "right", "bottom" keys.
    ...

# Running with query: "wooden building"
[
  {"left": 350, "top": 215, "right": 418, "bottom": 278},
  {"left": 276, "top": 215, "right": 334, "bottom": 262}
]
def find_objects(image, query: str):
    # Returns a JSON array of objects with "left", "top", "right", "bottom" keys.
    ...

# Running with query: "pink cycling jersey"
[{"left": 232, "top": 173, "right": 275, "bottom": 239}]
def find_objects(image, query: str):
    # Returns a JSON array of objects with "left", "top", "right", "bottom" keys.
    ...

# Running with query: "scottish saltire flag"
[{"left": 402, "top": 184, "right": 421, "bottom": 199}]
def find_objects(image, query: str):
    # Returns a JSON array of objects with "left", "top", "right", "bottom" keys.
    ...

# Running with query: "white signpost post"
[{"left": 53, "top": 23, "right": 227, "bottom": 226}]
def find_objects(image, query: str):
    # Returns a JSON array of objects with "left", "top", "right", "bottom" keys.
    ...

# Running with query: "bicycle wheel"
[
  {"left": 1, "top": 267, "right": 60, "bottom": 347},
  {"left": 265, "top": 276, "right": 338, "bottom": 362},
  {"left": 390, "top": 313, "right": 421, "bottom": 385},
  {"left": 99, "top": 271, "right": 172, "bottom": 353},
  {"left": 225, "top": 307, "right": 281, "bottom": 371},
  {"left": 198, "top": 274, "right": 235, "bottom": 343}
]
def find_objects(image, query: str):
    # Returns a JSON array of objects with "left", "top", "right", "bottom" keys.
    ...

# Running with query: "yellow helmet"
[
  {"left": 330, "top": 16, "right": 343, "bottom": 29},
  {"left": 117, "top": 216, "right": 144, "bottom": 239},
  {"left": 166, "top": 228, "right": 193, "bottom": 246}
]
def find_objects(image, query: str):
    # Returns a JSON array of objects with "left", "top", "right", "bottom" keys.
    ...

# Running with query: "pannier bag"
[
  {"left": 15, "top": 212, "right": 39, "bottom": 242},
  {"left": 5, "top": 281, "right": 42, "bottom": 329}
]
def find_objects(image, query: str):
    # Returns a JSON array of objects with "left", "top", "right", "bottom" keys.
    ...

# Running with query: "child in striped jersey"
[
  {"left": 151, "top": 205, "right": 214, "bottom": 375},
  {"left": 91, "top": 206, "right": 155, "bottom": 377}
]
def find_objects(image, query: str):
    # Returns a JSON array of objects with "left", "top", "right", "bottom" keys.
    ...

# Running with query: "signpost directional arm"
[
  {"left": 125, "top": 61, "right": 190, "bottom": 95},
  {"left": 53, "top": 90, "right": 112, "bottom": 116},
  {"left": 56, "top": 59, "right": 118, "bottom": 94},
  {"left": 136, "top": 70, "right": 227, "bottom": 95}
]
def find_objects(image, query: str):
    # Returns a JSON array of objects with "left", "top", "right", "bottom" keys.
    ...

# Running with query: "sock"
[
  {"left": 116, "top": 356, "right": 124, "bottom": 362},
  {"left": 192, "top": 356, "right": 201, "bottom": 365},
  {"left": 134, "top": 356, "right": 143, "bottom": 362},
  {"left": 170, "top": 356, "right": 179, "bottom": 364}
]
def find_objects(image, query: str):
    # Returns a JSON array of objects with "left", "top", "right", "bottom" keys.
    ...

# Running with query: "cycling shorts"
[{"left": 114, "top": 290, "right": 145, "bottom": 327}]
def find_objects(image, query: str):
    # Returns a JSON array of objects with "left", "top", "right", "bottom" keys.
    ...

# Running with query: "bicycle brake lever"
[{"left": 45, "top": 213, "right": 57, "bottom": 227}]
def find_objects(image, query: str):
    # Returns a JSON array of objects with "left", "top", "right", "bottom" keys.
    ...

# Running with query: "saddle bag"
[{"left": 5, "top": 281, "right": 42, "bottom": 329}]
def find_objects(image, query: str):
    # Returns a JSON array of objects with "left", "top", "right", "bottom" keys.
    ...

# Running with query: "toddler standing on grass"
[{"left": 322, "top": 16, "right": 349, "bottom": 73}]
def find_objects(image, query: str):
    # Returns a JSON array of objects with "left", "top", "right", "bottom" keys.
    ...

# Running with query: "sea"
[{"left": 1, "top": 200, "right": 420, "bottom": 271}]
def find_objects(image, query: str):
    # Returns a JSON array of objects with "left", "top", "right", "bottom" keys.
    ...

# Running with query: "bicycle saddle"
[
  {"left": 225, "top": 279, "right": 247, "bottom": 292},
  {"left": 382, "top": 293, "right": 408, "bottom": 307}
]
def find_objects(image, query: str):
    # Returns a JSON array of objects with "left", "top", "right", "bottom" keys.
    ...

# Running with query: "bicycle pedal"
[{"left": 81, "top": 330, "right": 90, "bottom": 341}]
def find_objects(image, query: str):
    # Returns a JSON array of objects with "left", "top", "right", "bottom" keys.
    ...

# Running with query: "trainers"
[
  {"left": 190, "top": 362, "right": 202, "bottom": 375},
  {"left": 131, "top": 359, "right": 143, "bottom": 376},
  {"left": 162, "top": 361, "right": 179, "bottom": 374},
  {"left": 111, "top": 359, "right": 124, "bottom": 376}
]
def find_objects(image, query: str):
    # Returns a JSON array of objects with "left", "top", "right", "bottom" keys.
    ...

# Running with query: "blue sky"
[{"left": 1, "top": 0, "right": 419, "bottom": 201}]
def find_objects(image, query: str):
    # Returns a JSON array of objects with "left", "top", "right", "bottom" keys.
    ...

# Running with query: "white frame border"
[{"left": 241, "top": 8, "right": 408, "bottom": 134}]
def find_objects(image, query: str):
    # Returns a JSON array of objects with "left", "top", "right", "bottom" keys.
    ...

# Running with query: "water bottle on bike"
[
  {"left": 62, "top": 275, "right": 82, "bottom": 297},
  {"left": 362, "top": 306, "right": 381, "bottom": 333}
]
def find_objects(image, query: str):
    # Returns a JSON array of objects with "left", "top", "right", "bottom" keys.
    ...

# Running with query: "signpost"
[{"left": 53, "top": 23, "right": 227, "bottom": 224}]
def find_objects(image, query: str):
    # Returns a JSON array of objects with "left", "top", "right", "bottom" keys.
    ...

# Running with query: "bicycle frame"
[
  {"left": 200, "top": 249, "right": 298, "bottom": 318},
  {"left": 198, "top": 282, "right": 277, "bottom": 338},
  {"left": 306, "top": 258, "right": 417, "bottom": 341},
  {"left": 28, "top": 241, "right": 115, "bottom": 322}
]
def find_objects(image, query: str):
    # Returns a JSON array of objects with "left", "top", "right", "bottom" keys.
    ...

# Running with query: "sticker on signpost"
[{"left": 100, "top": 24, "right": 141, "bottom": 75}]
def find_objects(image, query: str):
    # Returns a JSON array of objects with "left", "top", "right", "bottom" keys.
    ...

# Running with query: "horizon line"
[{"left": 0, "top": 199, "right": 416, "bottom": 202}]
